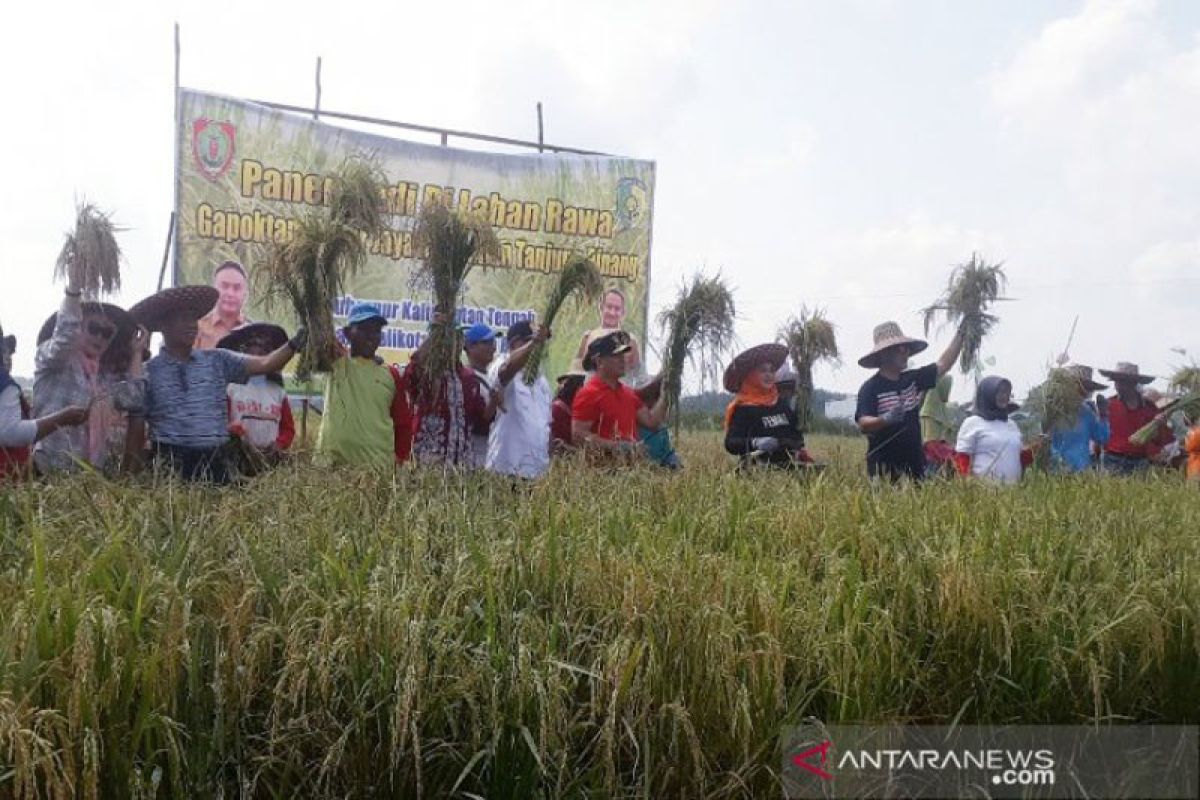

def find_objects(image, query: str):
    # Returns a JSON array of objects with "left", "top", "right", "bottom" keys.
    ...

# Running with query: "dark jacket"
[{"left": 724, "top": 399, "right": 806, "bottom": 466}]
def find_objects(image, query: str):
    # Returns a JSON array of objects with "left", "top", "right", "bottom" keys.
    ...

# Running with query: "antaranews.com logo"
[
  {"left": 792, "top": 738, "right": 1056, "bottom": 788},
  {"left": 782, "top": 724, "right": 1197, "bottom": 799}
]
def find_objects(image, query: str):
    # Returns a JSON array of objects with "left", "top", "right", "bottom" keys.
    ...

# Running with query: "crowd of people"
[{"left": 2, "top": 260, "right": 1198, "bottom": 486}]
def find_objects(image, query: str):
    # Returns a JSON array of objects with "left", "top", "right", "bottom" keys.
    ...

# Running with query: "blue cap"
[
  {"left": 464, "top": 322, "right": 495, "bottom": 345},
  {"left": 347, "top": 302, "right": 386, "bottom": 326}
]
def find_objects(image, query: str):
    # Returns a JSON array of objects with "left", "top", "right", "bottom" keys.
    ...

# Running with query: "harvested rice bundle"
[
  {"left": 657, "top": 273, "right": 737, "bottom": 433},
  {"left": 1038, "top": 367, "right": 1086, "bottom": 433},
  {"left": 922, "top": 253, "right": 1008, "bottom": 373},
  {"left": 778, "top": 307, "right": 839, "bottom": 431},
  {"left": 1129, "top": 366, "right": 1200, "bottom": 446},
  {"left": 54, "top": 202, "right": 123, "bottom": 297},
  {"left": 522, "top": 254, "right": 602, "bottom": 385},
  {"left": 260, "top": 155, "right": 388, "bottom": 379},
  {"left": 1129, "top": 391, "right": 1200, "bottom": 447},
  {"left": 411, "top": 201, "right": 501, "bottom": 399}
]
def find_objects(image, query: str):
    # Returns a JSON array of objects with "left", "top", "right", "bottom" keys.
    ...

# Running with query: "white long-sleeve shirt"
[{"left": 0, "top": 385, "right": 37, "bottom": 448}]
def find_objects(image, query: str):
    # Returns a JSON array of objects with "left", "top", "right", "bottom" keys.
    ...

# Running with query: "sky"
[{"left": 3, "top": 0, "right": 1199, "bottom": 401}]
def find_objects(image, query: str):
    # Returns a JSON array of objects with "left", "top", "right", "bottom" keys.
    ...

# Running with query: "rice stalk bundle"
[
  {"left": 54, "top": 202, "right": 123, "bottom": 298},
  {"left": 1038, "top": 367, "right": 1085, "bottom": 433},
  {"left": 657, "top": 273, "right": 737, "bottom": 434},
  {"left": 522, "top": 254, "right": 603, "bottom": 385},
  {"left": 921, "top": 253, "right": 1008, "bottom": 373},
  {"left": 260, "top": 156, "right": 388, "bottom": 379},
  {"left": 1129, "top": 392, "right": 1200, "bottom": 447},
  {"left": 778, "top": 307, "right": 839, "bottom": 431},
  {"left": 411, "top": 201, "right": 501, "bottom": 400}
]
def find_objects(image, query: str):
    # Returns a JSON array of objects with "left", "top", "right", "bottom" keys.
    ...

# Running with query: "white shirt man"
[{"left": 486, "top": 321, "right": 552, "bottom": 479}]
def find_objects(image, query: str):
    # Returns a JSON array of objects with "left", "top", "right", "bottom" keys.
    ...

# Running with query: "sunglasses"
[{"left": 87, "top": 322, "right": 117, "bottom": 340}]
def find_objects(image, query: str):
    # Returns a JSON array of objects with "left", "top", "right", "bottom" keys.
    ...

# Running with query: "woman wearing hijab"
[
  {"left": 723, "top": 343, "right": 815, "bottom": 468},
  {"left": 954, "top": 375, "right": 1032, "bottom": 485}
]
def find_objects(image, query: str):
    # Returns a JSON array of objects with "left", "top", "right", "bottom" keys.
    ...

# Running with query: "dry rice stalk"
[
  {"left": 922, "top": 253, "right": 1008, "bottom": 373},
  {"left": 778, "top": 307, "right": 839, "bottom": 431},
  {"left": 260, "top": 155, "right": 389, "bottom": 378},
  {"left": 657, "top": 273, "right": 737, "bottom": 434},
  {"left": 1037, "top": 367, "right": 1086, "bottom": 433},
  {"left": 54, "top": 202, "right": 123, "bottom": 298},
  {"left": 411, "top": 201, "right": 501, "bottom": 400},
  {"left": 523, "top": 254, "right": 603, "bottom": 385}
]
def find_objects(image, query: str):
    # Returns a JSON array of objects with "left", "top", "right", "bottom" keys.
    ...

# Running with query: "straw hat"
[
  {"left": 129, "top": 286, "right": 219, "bottom": 332},
  {"left": 37, "top": 303, "right": 135, "bottom": 348},
  {"left": 722, "top": 343, "right": 788, "bottom": 393},
  {"left": 217, "top": 322, "right": 288, "bottom": 353},
  {"left": 1098, "top": 362, "right": 1155, "bottom": 385},
  {"left": 858, "top": 321, "right": 928, "bottom": 368},
  {"left": 1064, "top": 364, "right": 1107, "bottom": 393}
]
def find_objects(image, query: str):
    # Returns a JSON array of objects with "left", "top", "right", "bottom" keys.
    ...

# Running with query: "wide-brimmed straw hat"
[
  {"left": 37, "top": 303, "right": 135, "bottom": 348},
  {"left": 1064, "top": 364, "right": 1107, "bottom": 393},
  {"left": 129, "top": 286, "right": 219, "bottom": 332},
  {"left": 723, "top": 343, "right": 788, "bottom": 393},
  {"left": 217, "top": 322, "right": 288, "bottom": 353},
  {"left": 858, "top": 321, "right": 928, "bottom": 369},
  {"left": 1098, "top": 362, "right": 1155, "bottom": 385}
]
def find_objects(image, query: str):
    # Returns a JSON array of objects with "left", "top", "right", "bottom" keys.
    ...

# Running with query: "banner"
[{"left": 175, "top": 88, "right": 655, "bottom": 380}]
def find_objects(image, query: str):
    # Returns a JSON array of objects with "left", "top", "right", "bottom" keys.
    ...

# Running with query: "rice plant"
[
  {"left": 922, "top": 253, "right": 1008, "bottom": 374},
  {"left": 657, "top": 273, "right": 737, "bottom": 433},
  {"left": 410, "top": 201, "right": 501, "bottom": 400},
  {"left": 779, "top": 307, "right": 839, "bottom": 431},
  {"left": 54, "top": 202, "right": 123, "bottom": 298},
  {"left": 259, "top": 155, "right": 389, "bottom": 378},
  {"left": 522, "top": 254, "right": 602, "bottom": 385},
  {"left": 1, "top": 437, "right": 1197, "bottom": 798}
]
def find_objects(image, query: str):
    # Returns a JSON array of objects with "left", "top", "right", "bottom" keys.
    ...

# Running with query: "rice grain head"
[
  {"left": 779, "top": 307, "right": 839, "bottom": 430},
  {"left": 523, "top": 254, "right": 603, "bottom": 385},
  {"left": 657, "top": 273, "right": 737, "bottom": 434},
  {"left": 54, "top": 202, "right": 123, "bottom": 298},
  {"left": 411, "top": 201, "right": 501, "bottom": 399},
  {"left": 921, "top": 253, "right": 1007, "bottom": 374},
  {"left": 257, "top": 155, "right": 388, "bottom": 378}
]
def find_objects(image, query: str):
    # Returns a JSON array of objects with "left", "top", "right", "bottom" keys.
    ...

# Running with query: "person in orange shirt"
[
  {"left": 1185, "top": 413, "right": 1200, "bottom": 485},
  {"left": 194, "top": 260, "right": 251, "bottom": 350}
]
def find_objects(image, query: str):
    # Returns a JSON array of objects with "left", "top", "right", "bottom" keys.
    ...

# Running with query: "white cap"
[{"left": 775, "top": 363, "right": 797, "bottom": 384}]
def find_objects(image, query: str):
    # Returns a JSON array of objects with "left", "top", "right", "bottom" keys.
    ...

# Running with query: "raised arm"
[
  {"left": 497, "top": 326, "right": 550, "bottom": 386},
  {"left": 38, "top": 289, "right": 84, "bottom": 370},
  {"left": 244, "top": 328, "right": 305, "bottom": 376},
  {"left": 936, "top": 327, "right": 966, "bottom": 377},
  {"left": 636, "top": 393, "right": 668, "bottom": 430}
]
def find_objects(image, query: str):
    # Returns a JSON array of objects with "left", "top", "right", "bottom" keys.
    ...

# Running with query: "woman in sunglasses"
[{"left": 32, "top": 272, "right": 148, "bottom": 473}]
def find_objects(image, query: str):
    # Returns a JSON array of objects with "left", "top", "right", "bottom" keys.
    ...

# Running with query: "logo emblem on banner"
[
  {"left": 192, "top": 119, "right": 236, "bottom": 181},
  {"left": 615, "top": 177, "right": 648, "bottom": 232}
]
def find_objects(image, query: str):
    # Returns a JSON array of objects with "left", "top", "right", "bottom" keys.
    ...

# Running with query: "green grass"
[{"left": 1, "top": 434, "right": 1197, "bottom": 797}]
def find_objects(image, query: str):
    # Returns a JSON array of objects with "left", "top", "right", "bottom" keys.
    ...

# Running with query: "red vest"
[{"left": 1, "top": 390, "right": 32, "bottom": 479}]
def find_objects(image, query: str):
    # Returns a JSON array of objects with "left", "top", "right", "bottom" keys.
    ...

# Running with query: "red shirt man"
[
  {"left": 570, "top": 331, "right": 666, "bottom": 455},
  {"left": 1100, "top": 363, "right": 1173, "bottom": 460}
]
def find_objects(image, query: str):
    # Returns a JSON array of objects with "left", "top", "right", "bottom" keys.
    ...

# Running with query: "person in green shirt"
[
  {"left": 316, "top": 302, "right": 411, "bottom": 467},
  {"left": 919, "top": 373, "right": 956, "bottom": 474}
]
